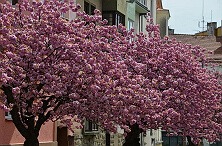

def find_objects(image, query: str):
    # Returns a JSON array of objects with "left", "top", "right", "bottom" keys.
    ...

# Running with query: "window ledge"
[
  {"left": 83, "top": 131, "right": 99, "bottom": 135},
  {"left": 5, "top": 116, "right": 13, "bottom": 120},
  {"left": 155, "top": 141, "right": 163, "bottom": 144}
]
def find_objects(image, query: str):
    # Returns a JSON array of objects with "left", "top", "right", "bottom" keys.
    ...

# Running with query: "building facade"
[
  {"left": 0, "top": 109, "right": 57, "bottom": 146},
  {"left": 0, "top": 0, "right": 170, "bottom": 145},
  {"left": 156, "top": 0, "right": 170, "bottom": 38}
]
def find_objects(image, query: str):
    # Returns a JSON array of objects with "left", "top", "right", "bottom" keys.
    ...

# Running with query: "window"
[
  {"left": 162, "top": 131, "right": 184, "bottom": 146},
  {"left": 137, "top": 0, "right": 147, "bottom": 6},
  {"left": 5, "top": 111, "right": 12, "bottom": 120},
  {"left": 9, "top": 0, "right": 18, "bottom": 7},
  {"left": 115, "top": 13, "right": 124, "bottom": 26},
  {"left": 9, "top": 0, "right": 18, "bottom": 5},
  {"left": 151, "top": 138, "right": 155, "bottom": 146},
  {"left": 139, "top": 14, "right": 144, "bottom": 32},
  {"left": 144, "top": 0, "right": 147, "bottom": 6},
  {"left": 84, "top": 119, "right": 98, "bottom": 132},
  {"left": 102, "top": 13, "right": 114, "bottom": 25},
  {"left": 59, "top": 0, "right": 65, "bottom": 17},
  {"left": 103, "top": 12, "right": 125, "bottom": 26},
  {"left": 150, "top": 129, "right": 153, "bottom": 136},
  {"left": 128, "top": 19, "right": 134, "bottom": 42},
  {"left": 84, "top": 1, "right": 96, "bottom": 15},
  {"left": 127, "top": 19, "right": 134, "bottom": 31},
  {"left": 61, "top": 12, "right": 65, "bottom": 18}
]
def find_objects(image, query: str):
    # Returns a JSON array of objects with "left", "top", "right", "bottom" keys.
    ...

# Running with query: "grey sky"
[{"left": 162, "top": 0, "right": 222, "bottom": 34}]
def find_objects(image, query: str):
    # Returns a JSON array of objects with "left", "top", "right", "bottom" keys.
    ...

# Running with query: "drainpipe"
[
  {"left": 140, "top": 132, "right": 143, "bottom": 146},
  {"left": 151, "top": 0, "right": 156, "bottom": 25}
]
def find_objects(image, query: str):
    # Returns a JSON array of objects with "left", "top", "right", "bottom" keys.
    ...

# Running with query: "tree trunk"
[
  {"left": 123, "top": 124, "right": 142, "bottom": 146},
  {"left": 24, "top": 136, "right": 39, "bottom": 146},
  {"left": 187, "top": 136, "right": 199, "bottom": 146},
  {"left": 2, "top": 86, "right": 50, "bottom": 146}
]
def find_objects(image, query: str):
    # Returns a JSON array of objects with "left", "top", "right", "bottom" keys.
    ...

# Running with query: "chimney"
[
  {"left": 207, "top": 22, "right": 217, "bottom": 36},
  {"left": 214, "top": 20, "right": 222, "bottom": 54}
]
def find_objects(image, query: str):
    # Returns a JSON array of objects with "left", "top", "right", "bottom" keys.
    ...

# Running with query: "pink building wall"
[{"left": 0, "top": 109, "right": 56, "bottom": 145}]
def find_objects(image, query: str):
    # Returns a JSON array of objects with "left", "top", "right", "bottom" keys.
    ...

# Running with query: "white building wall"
[
  {"left": 134, "top": 12, "right": 140, "bottom": 34},
  {"left": 142, "top": 129, "right": 162, "bottom": 146},
  {"left": 147, "top": 0, "right": 157, "bottom": 25}
]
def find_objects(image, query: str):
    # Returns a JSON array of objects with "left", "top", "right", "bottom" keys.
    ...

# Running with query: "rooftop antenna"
[
  {"left": 202, "top": 0, "right": 205, "bottom": 32},
  {"left": 209, "top": 10, "right": 213, "bottom": 35},
  {"left": 198, "top": 0, "right": 205, "bottom": 32}
]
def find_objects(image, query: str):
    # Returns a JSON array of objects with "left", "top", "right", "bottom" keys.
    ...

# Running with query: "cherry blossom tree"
[{"left": 0, "top": 0, "right": 222, "bottom": 146}]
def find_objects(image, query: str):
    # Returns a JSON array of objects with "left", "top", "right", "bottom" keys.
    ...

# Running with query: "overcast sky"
[{"left": 162, "top": 0, "right": 222, "bottom": 34}]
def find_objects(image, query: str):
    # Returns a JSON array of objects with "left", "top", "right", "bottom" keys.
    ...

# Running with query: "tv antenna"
[{"left": 198, "top": 0, "right": 206, "bottom": 32}]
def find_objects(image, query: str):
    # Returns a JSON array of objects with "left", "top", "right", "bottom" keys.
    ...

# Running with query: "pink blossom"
[
  {"left": 0, "top": 1, "right": 221, "bottom": 144},
  {"left": 12, "top": 87, "right": 20, "bottom": 94}
]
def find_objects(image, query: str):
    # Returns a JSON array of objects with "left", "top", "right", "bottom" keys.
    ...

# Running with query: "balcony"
[{"left": 135, "top": 0, "right": 149, "bottom": 14}]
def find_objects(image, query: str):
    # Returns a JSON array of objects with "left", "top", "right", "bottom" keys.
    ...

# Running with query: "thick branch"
[
  {"left": 37, "top": 83, "right": 44, "bottom": 92},
  {"left": 42, "top": 46, "right": 61, "bottom": 62},
  {"left": 24, "top": 98, "right": 36, "bottom": 137},
  {"left": 18, "top": 5, "right": 23, "bottom": 28},
  {"left": 1, "top": 86, "right": 29, "bottom": 139},
  {"left": 34, "top": 99, "right": 63, "bottom": 135},
  {"left": 123, "top": 124, "right": 143, "bottom": 146},
  {"left": 187, "top": 136, "right": 198, "bottom": 146}
]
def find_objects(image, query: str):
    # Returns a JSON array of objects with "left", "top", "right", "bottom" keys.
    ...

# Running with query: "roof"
[
  {"left": 157, "top": 0, "right": 163, "bottom": 9},
  {"left": 169, "top": 34, "right": 222, "bottom": 61},
  {"left": 157, "top": 8, "right": 170, "bottom": 18},
  {"left": 157, "top": 8, "right": 170, "bottom": 11},
  {"left": 156, "top": 0, "right": 170, "bottom": 18}
]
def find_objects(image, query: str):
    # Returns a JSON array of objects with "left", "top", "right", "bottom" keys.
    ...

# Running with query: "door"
[{"left": 57, "top": 127, "right": 68, "bottom": 146}]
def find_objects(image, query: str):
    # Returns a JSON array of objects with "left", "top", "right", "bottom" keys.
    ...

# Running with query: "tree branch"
[
  {"left": 34, "top": 100, "right": 63, "bottom": 135},
  {"left": 1, "top": 86, "right": 29, "bottom": 139}
]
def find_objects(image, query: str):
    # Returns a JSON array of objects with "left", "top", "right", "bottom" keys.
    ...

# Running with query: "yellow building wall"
[
  {"left": 196, "top": 31, "right": 207, "bottom": 36},
  {"left": 216, "top": 27, "right": 221, "bottom": 36},
  {"left": 195, "top": 27, "right": 221, "bottom": 36}
]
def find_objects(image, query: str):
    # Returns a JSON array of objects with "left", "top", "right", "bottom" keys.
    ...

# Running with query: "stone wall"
[{"left": 72, "top": 127, "right": 124, "bottom": 146}]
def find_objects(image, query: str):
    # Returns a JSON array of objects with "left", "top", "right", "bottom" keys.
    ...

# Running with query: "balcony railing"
[
  {"left": 135, "top": 0, "right": 149, "bottom": 14},
  {"left": 136, "top": 0, "right": 147, "bottom": 6}
]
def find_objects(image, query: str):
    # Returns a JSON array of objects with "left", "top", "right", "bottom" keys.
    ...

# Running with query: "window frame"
[
  {"left": 102, "top": 11, "right": 125, "bottom": 26},
  {"left": 9, "top": 0, "right": 18, "bottom": 8},
  {"left": 84, "top": 1, "right": 96, "bottom": 15},
  {"left": 84, "top": 119, "right": 99, "bottom": 134},
  {"left": 59, "top": 0, "right": 65, "bottom": 18},
  {"left": 5, "top": 111, "right": 12, "bottom": 120},
  {"left": 139, "top": 14, "right": 144, "bottom": 32},
  {"left": 127, "top": 19, "right": 134, "bottom": 31},
  {"left": 9, "top": 0, "right": 18, "bottom": 5},
  {"left": 150, "top": 129, "right": 153, "bottom": 136}
]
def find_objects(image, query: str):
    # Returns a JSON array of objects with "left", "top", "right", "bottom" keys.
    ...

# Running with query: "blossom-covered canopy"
[{"left": 0, "top": 0, "right": 221, "bottom": 144}]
